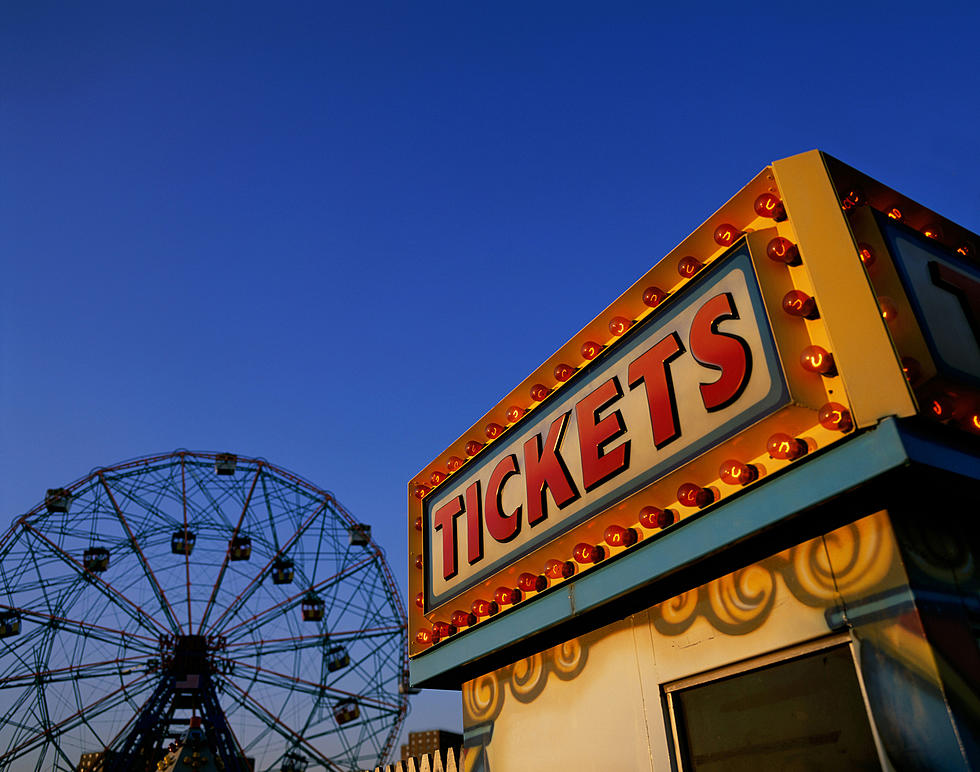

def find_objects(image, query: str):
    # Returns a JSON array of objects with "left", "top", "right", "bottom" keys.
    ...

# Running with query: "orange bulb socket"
[
  {"left": 554, "top": 363, "right": 576, "bottom": 382},
  {"left": 781, "top": 290, "right": 818, "bottom": 319},
  {"left": 485, "top": 423, "right": 504, "bottom": 440},
  {"left": 572, "top": 542, "right": 605, "bottom": 564},
  {"left": 450, "top": 610, "right": 477, "bottom": 628},
  {"left": 800, "top": 345, "right": 836, "bottom": 376},
  {"left": 642, "top": 286, "right": 668, "bottom": 308},
  {"left": 638, "top": 505, "right": 675, "bottom": 529},
  {"left": 580, "top": 340, "right": 604, "bottom": 360},
  {"left": 494, "top": 586, "right": 522, "bottom": 606},
  {"left": 465, "top": 440, "right": 484, "bottom": 457},
  {"left": 505, "top": 405, "right": 525, "bottom": 423},
  {"left": 678, "top": 256, "right": 703, "bottom": 278},
  {"left": 608, "top": 316, "right": 633, "bottom": 336},
  {"left": 603, "top": 524, "right": 638, "bottom": 548},
  {"left": 754, "top": 192, "right": 786, "bottom": 221},
  {"left": 447, "top": 456, "right": 464, "bottom": 472},
  {"left": 429, "top": 470, "right": 446, "bottom": 485},
  {"left": 677, "top": 482, "right": 714, "bottom": 508},
  {"left": 713, "top": 223, "right": 741, "bottom": 247},
  {"left": 413, "top": 484, "right": 430, "bottom": 500},
  {"left": 471, "top": 599, "right": 499, "bottom": 617},
  {"left": 818, "top": 402, "right": 853, "bottom": 432},
  {"left": 767, "top": 433, "right": 808, "bottom": 460},
  {"left": 766, "top": 237, "right": 800, "bottom": 265},
  {"left": 545, "top": 559, "right": 575, "bottom": 580},
  {"left": 719, "top": 460, "right": 759, "bottom": 486},
  {"left": 530, "top": 383, "right": 551, "bottom": 402},
  {"left": 517, "top": 572, "right": 547, "bottom": 592}
]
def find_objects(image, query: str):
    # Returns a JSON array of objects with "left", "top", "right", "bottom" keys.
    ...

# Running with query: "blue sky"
[{"left": 2, "top": 0, "right": 978, "bottom": 744}]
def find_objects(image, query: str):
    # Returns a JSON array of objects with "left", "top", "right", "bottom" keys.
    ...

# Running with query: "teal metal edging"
[{"left": 410, "top": 418, "right": 973, "bottom": 688}]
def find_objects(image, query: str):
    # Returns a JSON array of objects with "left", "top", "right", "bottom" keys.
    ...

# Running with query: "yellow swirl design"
[
  {"left": 705, "top": 564, "right": 776, "bottom": 634},
  {"left": 550, "top": 639, "right": 586, "bottom": 680},
  {"left": 510, "top": 652, "right": 547, "bottom": 703},
  {"left": 462, "top": 672, "right": 502, "bottom": 724},
  {"left": 652, "top": 589, "right": 699, "bottom": 635}
]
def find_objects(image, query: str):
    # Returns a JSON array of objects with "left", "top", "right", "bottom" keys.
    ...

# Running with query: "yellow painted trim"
[{"left": 772, "top": 151, "right": 916, "bottom": 427}]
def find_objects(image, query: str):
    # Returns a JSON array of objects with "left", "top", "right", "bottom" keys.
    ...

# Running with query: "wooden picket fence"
[{"left": 362, "top": 746, "right": 461, "bottom": 772}]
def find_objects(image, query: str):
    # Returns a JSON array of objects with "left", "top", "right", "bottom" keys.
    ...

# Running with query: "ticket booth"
[{"left": 407, "top": 151, "right": 980, "bottom": 771}]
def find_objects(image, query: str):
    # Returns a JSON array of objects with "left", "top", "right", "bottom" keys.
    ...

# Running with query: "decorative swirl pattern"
[
  {"left": 786, "top": 534, "right": 838, "bottom": 605},
  {"left": 652, "top": 589, "right": 699, "bottom": 635},
  {"left": 704, "top": 564, "right": 776, "bottom": 635},
  {"left": 510, "top": 652, "right": 547, "bottom": 703},
  {"left": 551, "top": 639, "right": 587, "bottom": 681},
  {"left": 463, "top": 672, "right": 502, "bottom": 724}
]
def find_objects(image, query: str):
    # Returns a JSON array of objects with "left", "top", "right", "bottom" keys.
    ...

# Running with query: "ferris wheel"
[{"left": 0, "top": 450, "right": 410, "bottom": 772}]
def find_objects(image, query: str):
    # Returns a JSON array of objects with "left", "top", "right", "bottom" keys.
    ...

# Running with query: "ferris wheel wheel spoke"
[
  {"left": 196, "top": 465, "right": 262, "bottom": 634},
  {"left": 218, "top": 553, "right": 376, "bottom": 642},
  {"left": 1, "top": 671, "right": 153, "bottom": 762},
  {"left": 0, "top": 451, "right": 408, "bottom": 771},
  {"left": 220, "top": 677, "right": 348, "bottom": 772},
  {"left": 98, "top": 474, "right": 183, "bottom": 633},
  {"left": 203, "top": 497, "right": 329, "bottom": 636},
  {"left": 17, "top": 521, "right": 170, "bottom": 637}
]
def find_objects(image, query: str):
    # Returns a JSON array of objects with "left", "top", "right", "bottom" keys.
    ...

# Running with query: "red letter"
[
  {"left": 689, "top": 292, "right": 751, "bottom": 411},
  {"left": 576, "top": 377, "right": 630, "bottom": 492},
  {"left": 628, "top": 332, "right": 685, "bottom": 449},
  {"left": 432, "top": 496, "right": 463, "bottom": 580},
  {"left": 484, "top": 455, "right": 522, "bottom": 543},
  {"left": 464, "top": 481, "right": 483, "bottom": 566},
  {"left": 523, "top": 412, "right": 579, "bottom": 526}
]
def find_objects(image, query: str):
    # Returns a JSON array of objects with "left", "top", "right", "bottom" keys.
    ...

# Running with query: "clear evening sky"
[{"left": 2, "top": 1, "right": 978, "bottom": 742}]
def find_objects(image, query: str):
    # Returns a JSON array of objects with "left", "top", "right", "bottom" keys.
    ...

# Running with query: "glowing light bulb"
[
  {"left": 930, "top": 396, "right": 952, "bottom": 420},
  {"left": 879, "top": 297, "right": 899, "bottom": 323},
  {"left": 415, "top": 593, "right": 424, "bottom": 609},
  {"left": 471, "top": 599, "right": 499, "bottom": 617},
  {"left": 677, "top": 482, "right": 714, "bottom": 508},
  {"left": 781, "top": 290, "right": 818, "bottom": 319},
  {"left": 901, "top": 357, "right": 921, "bottom": 383},
  {"left": 545, "top": 559, "right": 575, "bottom": 580},
  {"left": 754, "top": 192, "right": 786, "bottom": 221},
  {"left": 886, "top": 207, "right": 902, "bottom": 221},
  {"left": 416, "top": 629, "right": 433, "bottom": 646},
  {"left": 965, "top": 413, "right": 980, "bottom": 435},
  {"left": 858, "top": 243, "right": 876, "bottom": 267},
  {"left": 767, "top": 433, "right": 807, "bottom": 460},
  {"left": 465, "top": 440, "right": 483, "bottom": 457},
  {"left": 800, "top": 345, "right": 836, "bottom": 376},
  {"left": 530, "top": 383, "right": 551, "bottom": 402},
  {"left": 603, "top": 524, "right": 638, "bottom": 547},
  {"left": 766, "top": 237, "right": 800, "bottom": 265},
  {"left": 608, "top": 316, "right": 633, "bottom": 336},
  {"left": 414, "top": 517, "right": 423, "bottom": 531},
  {"left": 517, "top": 572, "right": 547, "bottom": 592},
  {"left": 818, "top": 402, "right": 853, "bottom": 432},
  {"left": 581, "top": 340, "right": 604, "bottom": 360},
  {"left": 572, "top": 542, "right": 605, "bottom": 564},
  {"left": 494, "top": 586, "right": 521, "bottom": 606},
  {"left": 430, "top": 470, "right": 446, "bottom": 486},
  {"left": 638, "top": 505, "right": 675, "bottom": 529},
  {"left": 447, "top": 456, "right": 464, "bottom": 472},
  {"left": 413, "top": 484, "right": 430, "bottom": 500},
  {"left": 485, "top": 423, "right": 504, "bottom": 440},
  {"left": 642, "top": 286, "right": 668, "bottom": 308},
  {"left": 451, "top": 610, "right": 476, "bottom": 628},
  {"left": 719, "top": 460, "right": 759, "bottom": 486},
  {"left": 841, "top": 189, "right": 864, "bottom": 210},
  {"left": 678, "top": 256, "right": 704, "bottom": 278},
  {"left": 957, "top": 243, "right": 975, "bottom": 258},
  {"left": 923, "top": 223, "right": 943, "bottom": 240},
  {"left": 554, "top": 363, "right": 575, "bottom": 382},
  {"left": 713, "top": 223, "right": 741, "bottom": 247},
  {"left": 414, "top": 555, "right": 424, "bottom": 569},
  {"left": 506, "top": 405, "right": 525, "bottom": 423},
  {"left": 432, "top": 621, "right": 456, "bottom": 638}
]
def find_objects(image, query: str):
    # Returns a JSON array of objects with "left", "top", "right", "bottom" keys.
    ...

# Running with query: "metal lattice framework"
[{"left": 0, "top": 450, "right": 409, "bottom": 771}]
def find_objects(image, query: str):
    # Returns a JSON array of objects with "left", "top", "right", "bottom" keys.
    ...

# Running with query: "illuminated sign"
[{"left": 424, "top": 248, "right": 788, "bottom": 607}]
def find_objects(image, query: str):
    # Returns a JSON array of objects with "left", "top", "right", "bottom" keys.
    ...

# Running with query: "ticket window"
[{"left": 664, "top": 638, "right": 883, "bottom": 771}]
